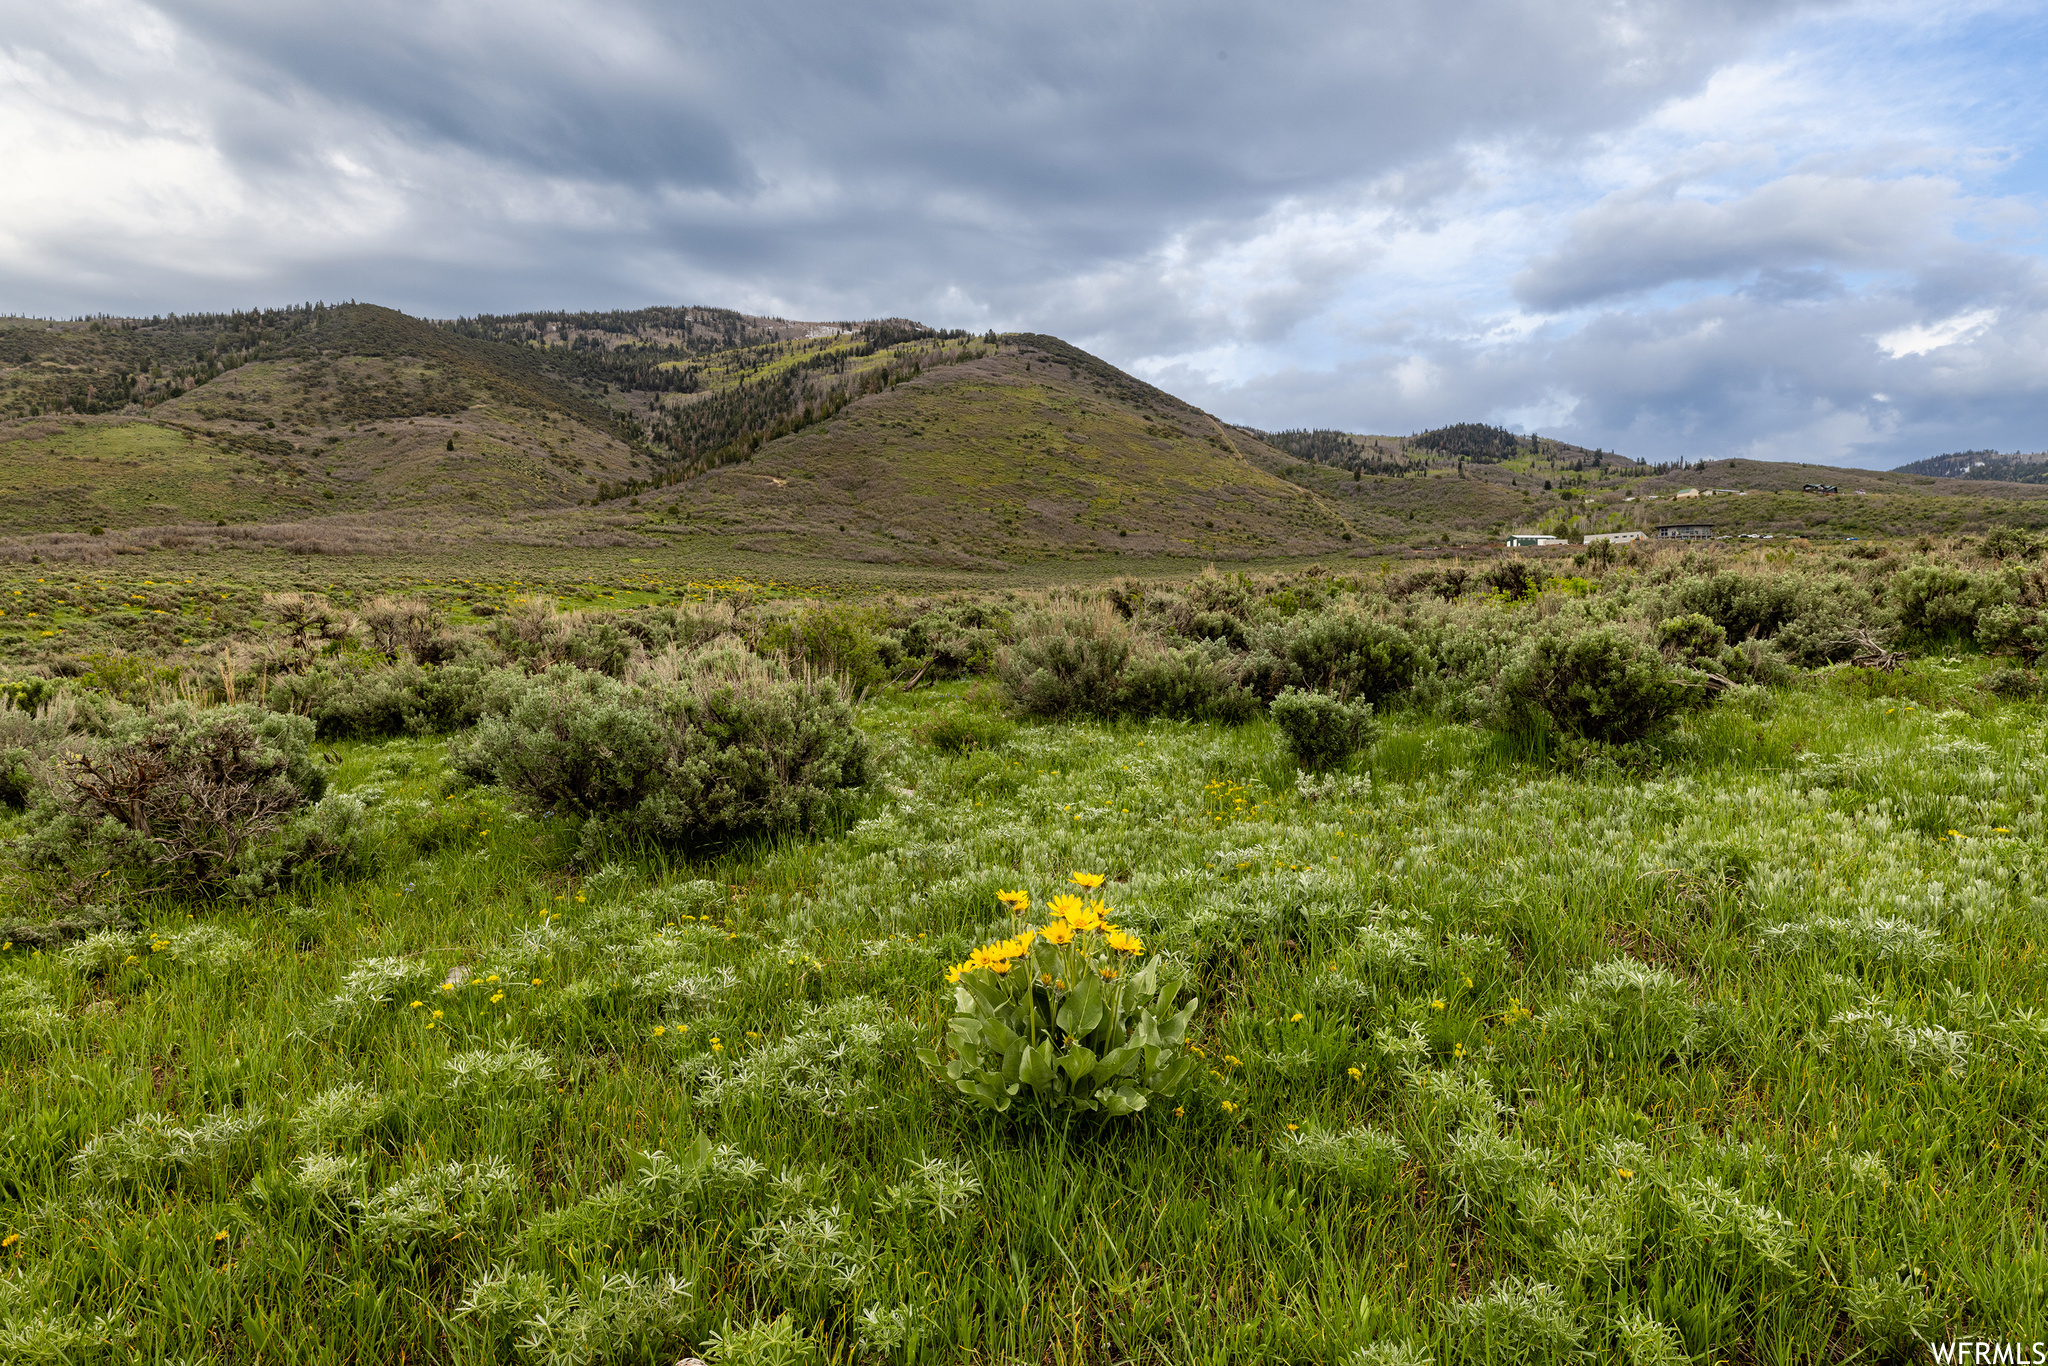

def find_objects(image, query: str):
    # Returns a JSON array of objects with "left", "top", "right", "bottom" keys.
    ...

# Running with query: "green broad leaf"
[
  {"left": 1096, "top": 1084, "right": 1148, "bottom": 1116},
  {"left": 969, "top": 1079, "right": 1012, "bottom": 1111},
  {"left": 1158, "top": 997, "right": 1198, "bottom": 1045},
  {"left": 979, "top": 1014, "right": 1021, "bottom": 1054},
  {"left": 1000, "top": 1041, "right": 1025, "bottom": 1087},
  {"left": 1096, "top": 1043, "right": 1140, "bottom": 1078},
  {"left": 1152, "top": 1053, "right": 1200, "bottom": 1094},
  {"left": 1057, "top": 1046, "right": 1097, "bottom": 1083},
  {"left": 1018, "top": 1039, "right": 1055, "bottom": 1088},
  {"left": 1057, "top": 973, "right": 1106, "bottom": 1035},
  {"left": 678, "top": 1131, "right": 715, "bottom": 1173}
]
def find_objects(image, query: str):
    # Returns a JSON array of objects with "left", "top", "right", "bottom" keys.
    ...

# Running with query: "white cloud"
[{"left": 1876, "top": 307, "right": 1998, "bottom": 358}]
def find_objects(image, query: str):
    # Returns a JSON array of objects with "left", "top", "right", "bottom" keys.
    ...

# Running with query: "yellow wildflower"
[
  {"left": 653, "top": 1026, "right": 666, "bottom": 1037},
  {"left": 1070, "top": 871, "right": 1106, "bottom": 889},
  {"left": 1039, "top": 921, "right": 1076, "bottom": 946},
  {"left": 1220, "top": 1100, "right": 1237, "bottom": 1113},
  {"left": 1104, "top": 929, "right": 1144, "bottom": 954},
  {"left": 1347, "top": 1066, "right": 1362, "bottom": 1080},
  {"left": 996, "top": 889, "right": 1031, "bottom": 912},
  {"left": 1288, "top": 1012, "right": 1304, "bottom": 1023}
]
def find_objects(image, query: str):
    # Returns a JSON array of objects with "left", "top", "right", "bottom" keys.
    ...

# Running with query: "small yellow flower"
[
  {"left": 532, "top": 978, "right": 543, "bottom": 986},
  {"left": 746, "top": 1030, "right": 760, "bottom": 1038},
  {"left": 214, "top": 1229, "right": 228, "bottom": 1243},
  {"left": 653, "top": 1026, "right": 666, "bottom": 1037},
  {"left": 431, "top": 1010, "right": 444, "bottom": 1019},
  {"left": 1, "top": 1233, "right": 18, "bottom": 1248},
  {"left": 1223, "top": 1055, "right": 1242, "bottom": 1067},
  {"left": 1347, "top": 1066, "right": 1362, "bottom": 1080},
  {"left": 486, "top": 974, "right": 500, "bottom": 984},
  {"left": 1071, "top": 871, "right": 1106, "bottom": 889},
  {"left": 409, "top": 1000, "right": 422, "bottom": 1009},
  {"left": 1618, "top": 1168, "right": 1634, "bottom": 1180},
  {"left": 1289, "top": 1012, "right": 1304, "bottom": 1023},
  {"left": 1431, "top": 999, "right": 1446, "bottom": 1011},
  {"left": 1173, "top": 1106, "right": 1185, "bottom": 1117},
  {"left": 996, "top": 889, "right": 1031, "bottom": 912},
  {"left": 1220, "top": 1100, "right": 1237, "bottom": 1113},
  {"left": 490, "top": 992, "right": 504, "bottom": 1003},
  {"left": 1286, "top": 1122, "right": 1299, "bottom": 1131}
]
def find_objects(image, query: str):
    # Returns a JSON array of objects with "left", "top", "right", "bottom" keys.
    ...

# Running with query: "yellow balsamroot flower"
[
  {"left": 1039, "top": 921, "right": 1076, "bottom": 946},
  {"left": 1104, "top": 929, "right": 1144, "bottom": 955},
  {"left": 996, "top": 889, "right": 1031, "bottom": 913},
  {"left": 1047, "top": 893, "right": 1087, "bottom": 922},
  {"left": 1070, "top": 871, "right": 1106, "bottom": 889},
  {"left": 945, "top": 965, "right": 966, "bottom": 984}
]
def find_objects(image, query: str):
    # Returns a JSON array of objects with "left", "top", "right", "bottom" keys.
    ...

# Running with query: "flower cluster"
[{"left": 946, "top": 875, "right": 1145, "bottom": 983}]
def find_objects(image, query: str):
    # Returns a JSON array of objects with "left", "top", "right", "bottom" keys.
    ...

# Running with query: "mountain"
[
  {"left": 0, "top": 305, "right": 1355, "bottom": 563},
  {"left": 6, "top": 301, "right": 2048, "bottom": 563},
  {"left": 1894, "top": 450, "right": 2048, "bottom": 484}
]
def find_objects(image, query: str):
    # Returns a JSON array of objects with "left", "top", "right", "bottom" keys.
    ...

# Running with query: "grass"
[{"left": 0, "top": 655, "right": 2043, "bottom": 1361}]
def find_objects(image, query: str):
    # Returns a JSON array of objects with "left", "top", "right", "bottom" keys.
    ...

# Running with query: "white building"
[
  {"left": 1505, "top": 533, "right": 1568, "bottom": 548},
  {"left": 1582, "top": 530, "right": 1646, "bottom": 545}
]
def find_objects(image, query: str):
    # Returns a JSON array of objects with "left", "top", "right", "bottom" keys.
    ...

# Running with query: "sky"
[{"left": 2, "top": 0, "right": 2044, "bottom": 469}]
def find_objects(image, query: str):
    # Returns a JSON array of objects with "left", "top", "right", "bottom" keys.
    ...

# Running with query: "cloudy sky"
[{"left": 3, "top": 0, "right": 2043, "bottom": 468}]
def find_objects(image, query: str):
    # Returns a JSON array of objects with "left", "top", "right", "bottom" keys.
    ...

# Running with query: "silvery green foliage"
[
  {"left": 1519, "top": 1177, "right": 1640, "bottom": 1283},
  {"left": 289, "top": 1082, "right": 396, "bottom": 1151},
  {"left": 1276, "top": 1125, "right": 1409, "bottom": 1195},
  {"left": 854, "top": 1303, "right": 920, "bottom": 1354},
  {"left": 59, "top": 931, "right": 146, "bottom": 978},
  {"left": 1346, "top": 1343, "right": 1432, "bottom": 1366},
  {"left": 873, "top": 1155, "right": 981, "bottom": 1222},
  {"left": 1819, "top": 1003, "right": 1972, "bottom": 1075},
  {"left": 157, "top": 924, "right": 258, "bottom": 978},
  {"left": 523, "top": 1136, "right": 755, "bottom": 1251},
  {"left": 694, "top": 996, "right": 906, "bottom": 1116},
  {"left": 458, "top": 1266, "right": 695, "bottom": 1366},
  {"left": 1660, "top": 1176, "right": 1798, "bottom": 1272},
  {"left": 357, "top": 1157, "right": 521, "bottom": 1247},
  {"left": 704, "top": 1313, "right": 819, "bottom": 1366},
  {"left": 71, "top": 1106, "right": 267, "bottom": 1192},
  {"left": 1757, "top": 913, "right": 1948, "bottom": 968},
  {"left": 1294, "top": 769, "right": 1372, "bottom": 803},
  {"left": 0, "top": 1307, "right": 135, "bottom": 1362},
  {"left": 325, "top": 955, "right": 439, "bottom": 1026},
  {"left": 293, "top": 1152, "right": 367, "bottom": 1204},
  {"left": 1615, "top": 1310, "right": 1690, "bottom": 1366},
  {"left": 1543, "top": 958, "right": 1699, "bottom": 1061},
  {"left": 1402, "top": 1061, "right": 1503, "bottom": 1133},
  {"left": 0, "top": 977, "right": 63, "bottom": 1056},
  {"left": 1845, "top": 1272, "right": 1935, "bottom": 1350},
  {"left": 1443, "top": 1278, "right": 1584, "bottom": 1363},
  {"left": 744, "top": 1204, "right": 867, "bottom": 1293},
  {"left": 441, "top": 1042, "right": 558, "bottom": 1105},
  {"left": 1442, "top": 1129, "right": 1553, "bottom": 1219}
]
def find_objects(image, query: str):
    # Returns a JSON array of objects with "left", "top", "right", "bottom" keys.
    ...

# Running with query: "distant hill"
[
  {"left": 1894, "top": 449, "right": 2048, "bottom": 484},
  {"left": 6, "top": 302, "right": 2048, "bottom": 561}
]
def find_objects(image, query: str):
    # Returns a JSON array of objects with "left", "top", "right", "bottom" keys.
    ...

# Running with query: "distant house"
[
  {"left": 1673, "top": 488, "right": 1700, "bottom": 499},
  {"left": 1505, "top": 532, "right": 1568, "bottom": 548},
  {"left": 1802, "top": 483, "right": 1839, "bottom": 494},
  {"left": 1654, "top": 523, "right": 1715, "bottom": 540},
  {"left": 1582, "top": 530, "right": 1645, "bottom": 545}
]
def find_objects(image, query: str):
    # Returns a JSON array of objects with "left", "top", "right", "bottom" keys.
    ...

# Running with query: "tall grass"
[{"left": 0, "top": 663, "right": 2044, "bottom": 1360}]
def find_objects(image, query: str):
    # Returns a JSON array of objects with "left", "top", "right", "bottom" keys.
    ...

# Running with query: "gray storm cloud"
[{"left": 2, "top": 0, "right": 2040, "bottom": 468}]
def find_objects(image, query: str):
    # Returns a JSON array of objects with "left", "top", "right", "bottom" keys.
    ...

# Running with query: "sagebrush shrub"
[
  {"left": 1270, "top": 687, "right": 1379, "bottom": 771},
  {"left": 1888, "top": 562, "right": 2004, "bottom": 645},
  {"left": 997, "top": 604, "right": 1134, "bottom": 718},
  {"left": 16, "top": 704, "right": 326, "bottom": 897},
  {"left": 453, "top": 644, "right": 867, "bottom": 857},
  {"left": 1496, "top": 626, "right": 1696, "bottom": 743},
  {"left": 266, "top": 662, "right": 493, "bottom": 739},
  {"left": 1273, "top": 610, "right": 1421, "bottom": 703}
]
